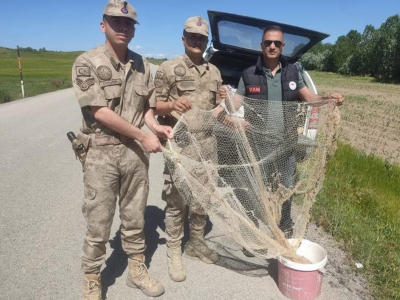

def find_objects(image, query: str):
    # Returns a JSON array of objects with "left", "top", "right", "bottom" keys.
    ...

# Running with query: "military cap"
[
  {"left": 103, "top": 0, "right": 139, "bottom": 23},
  {"left": 184, "top": 16, "right": 209, "bottom": 37}
]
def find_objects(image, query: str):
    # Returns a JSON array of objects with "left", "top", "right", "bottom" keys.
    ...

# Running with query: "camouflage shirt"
[
  {"left": 72, "top": 44, "right": 155, "bottom": 135},
  {"left": 154, "top": 54, "right": 222, "bottom": 126}
]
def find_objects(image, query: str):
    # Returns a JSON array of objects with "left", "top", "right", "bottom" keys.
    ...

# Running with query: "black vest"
[
  {"left": 241, "top": 55, "right": 300, "bottom": 152},
  {"left": 241, "top": 55, "right": 299, "bottom": 101}
]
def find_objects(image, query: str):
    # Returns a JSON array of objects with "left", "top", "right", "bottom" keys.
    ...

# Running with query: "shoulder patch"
[
  {"left": 76, "top": 77, "right": 95, "bottom": 91},
  {"left": 155, "top": 78, "right": 164, "bottom": 89},
  {"left": 155, "top": 70, "right": 165, "bottom": 79},
  {"left": 76, "top": 66, "right": 91, "bottom": 77},
  {"left": 97, "top": 66, "right": 112, "bottom": 81},
  {"left": 174, "top": 64, "right": 186, "bottom": 77}
]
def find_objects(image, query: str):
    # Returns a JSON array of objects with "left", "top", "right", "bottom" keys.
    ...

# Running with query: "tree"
[
  {"left": 359, "top": 25, "right": 378, "bottom": 77},
  {"left": 366, "top": 15, "right": 399, "bottom": 80},
  {"left": 331, "top": 30, "right": 362, "bottom": 74}
]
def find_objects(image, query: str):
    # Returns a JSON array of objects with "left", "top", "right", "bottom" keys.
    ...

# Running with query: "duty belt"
[{"left": 89, "top": 134, "right": 122, "bottom": 146}]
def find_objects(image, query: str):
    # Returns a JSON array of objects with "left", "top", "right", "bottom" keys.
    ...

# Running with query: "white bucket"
[{"left": 278, "top": 239, "right": 327, "bottom": 300}]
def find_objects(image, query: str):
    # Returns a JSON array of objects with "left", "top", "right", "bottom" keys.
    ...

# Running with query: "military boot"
[
  {"left": 82, "top": 274, "right": 102, "bottom": 300},
  {"left": 186, "top": 213, "right": 219, "bottom": 264},
  {"left": 185, "top": 235, "right": 219, "bottom": 264},
  {"left": 167, "top": 241, "right": 186, "bottom": 282},
  {"left": 126, "top": 254, "right": 165, "bottom": 297}
]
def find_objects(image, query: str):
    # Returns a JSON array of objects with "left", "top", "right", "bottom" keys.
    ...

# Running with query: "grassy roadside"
[
  {"left": 0, "top": 47, "right": 166, "bottom": 103},
  {"left": 309, "top": 70, "right": 400, "bottom": 299},
  {"left": 0, "top": 48, "right": 79, "bottom": 101},
  {"left": 313, "top": 143, "right": 400, "bottom": 300}
]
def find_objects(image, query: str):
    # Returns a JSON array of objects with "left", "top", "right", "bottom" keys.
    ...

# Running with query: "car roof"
[{"left": 207, "top": 10, "right": 329, "bottom": 64}]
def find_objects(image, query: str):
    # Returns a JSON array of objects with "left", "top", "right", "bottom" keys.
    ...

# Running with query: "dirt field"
[
  {"left": 309, "top": 78, "right": 400, "bottom": 299},
  {"left": 316, "top": 80, "right": 400, "bottom": 166}
]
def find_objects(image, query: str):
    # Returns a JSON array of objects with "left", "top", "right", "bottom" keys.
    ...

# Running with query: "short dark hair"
[{"left": 262, "top": 25, "right": 284, "bottom": 38}]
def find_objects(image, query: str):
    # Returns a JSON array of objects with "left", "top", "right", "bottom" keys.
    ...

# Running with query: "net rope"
[{"left": 163, "top": 91, "right": 340, "bottom": 262}]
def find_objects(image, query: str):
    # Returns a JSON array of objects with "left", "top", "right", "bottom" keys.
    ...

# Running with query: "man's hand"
[
  {"left": 322, "top": 93, "right": 344, "bottom": 106},
  {"left": 172, "top": 97, "right": 193, "bottom": 113},
  {"left": 218, "top": 85, "right": 231, "bottom": 100},
  {"left": 140, "top": 132, "right": 164, "bottom": 153},
  {"left": 153, "top": 124, "right": 174, "bottom": 140},
  {"left": 329, "top": 93, "right": 344, "bottom": 106},
  {"left": 213, "top": 106, "right": 249, "bottom": 131}
]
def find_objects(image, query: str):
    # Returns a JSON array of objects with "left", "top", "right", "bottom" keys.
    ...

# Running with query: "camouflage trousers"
[
  {"left": 81, "top": 139, "right": 149, "bottom": 274},
  {"left": 162, "top": 165, "right": 207, "bottom": 245}
]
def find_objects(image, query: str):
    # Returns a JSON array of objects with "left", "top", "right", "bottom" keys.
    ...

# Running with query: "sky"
[{"left": 1, "top": 0, "right": 399, "bottom": 59}]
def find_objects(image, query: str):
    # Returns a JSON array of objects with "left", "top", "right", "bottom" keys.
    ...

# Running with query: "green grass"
[
  {"left": 313, "top": 143, "right": 400, "bottom": 300},
  {"left": 308, "top": 70, "right": 400, "bottom": 93},
  {"left": 0, "top": 47, "right": 166, "bottom": 103},
  {"left": 0, "top": 48, "right": 80, "bottom": 102}
]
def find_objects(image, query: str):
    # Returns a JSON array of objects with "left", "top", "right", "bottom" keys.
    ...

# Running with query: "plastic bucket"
[{"left": 278, "top": 239, "right": 327, "bottom": 300}]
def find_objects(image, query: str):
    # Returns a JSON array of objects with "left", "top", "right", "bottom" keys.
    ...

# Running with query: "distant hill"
[{"left": 0, "top": 46, "right": 167, "bottom": 65}]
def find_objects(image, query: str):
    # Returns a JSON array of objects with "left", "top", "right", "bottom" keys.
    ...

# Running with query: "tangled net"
[{"left": 163, "top": 92, "right": 340, "bottom": 262}]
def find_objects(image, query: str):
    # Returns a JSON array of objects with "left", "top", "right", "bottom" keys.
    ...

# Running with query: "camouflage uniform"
[
  {"left": 72, "top": 43, "right": 154, "bottom": 275},
  {"left": 155, "top": 53, "right": 222, "bottom": 253}
]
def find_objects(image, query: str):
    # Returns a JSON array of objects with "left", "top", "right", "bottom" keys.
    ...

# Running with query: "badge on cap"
[
  {"left": 121, "top": 1, "right": 128, "bottom": 14},
  {"left": 196, "top": 17, "right": 202, "bottom": 26},
  {"left": 289, "top": 81, "right": 297, "bottom": 90}
]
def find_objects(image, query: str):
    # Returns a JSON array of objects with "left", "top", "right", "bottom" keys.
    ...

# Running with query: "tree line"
[{"left": 300, "top": 14, "right": 400, "bottom": 81}]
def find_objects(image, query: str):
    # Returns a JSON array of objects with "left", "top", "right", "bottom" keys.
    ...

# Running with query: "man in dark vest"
[{"left": 235, "top": 25, "right": 343, "bottom": 256}]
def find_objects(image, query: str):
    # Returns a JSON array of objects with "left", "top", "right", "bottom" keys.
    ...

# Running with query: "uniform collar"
[
  {"left": 183, "top": 53, "right": 208, "bottom": 70},
  {"left": 103, "top": 44, "right": 134, "bottom": 71}
]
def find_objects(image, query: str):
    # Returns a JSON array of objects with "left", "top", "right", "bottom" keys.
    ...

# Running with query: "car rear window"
[{"left": 217, "top": 20, "right": 311, "bottom": 57}]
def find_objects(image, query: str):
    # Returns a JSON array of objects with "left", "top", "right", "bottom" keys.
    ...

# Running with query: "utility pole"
[{"left": 17, "top": 46, "right": 25, "bottom": 98}]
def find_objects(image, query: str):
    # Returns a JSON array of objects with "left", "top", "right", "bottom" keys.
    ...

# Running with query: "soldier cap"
[
  {"left": 103, "top": 0, "right": 139, "bottom": 24},
  {"left": 184, "top": 16, "right": 209, "bottom": 37}
]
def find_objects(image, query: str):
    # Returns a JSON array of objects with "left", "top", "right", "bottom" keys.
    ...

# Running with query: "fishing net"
[{"left": 163, "top": 92, "right": 340, "bottom": 262}]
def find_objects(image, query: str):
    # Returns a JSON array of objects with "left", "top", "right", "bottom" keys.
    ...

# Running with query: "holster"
[{"left": 72, "top": 133, "right": 91, "bottom": 168}]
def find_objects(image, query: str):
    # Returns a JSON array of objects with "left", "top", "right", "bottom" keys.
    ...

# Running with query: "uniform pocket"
[
  {"left": 176, "top": 78, "right": 195, "bottom": 96},
  {"left": 132, "top": 84, "right": 149, "bottom": 111},
  {"left": 103, "top": 85, "right": 122, "bottom": 100},
  {"left": 103, "top": 85, "right": 122, "bottom": 110},
  {"left": 133, "top": 84, "right": 149, "bottom": 96},
  {"left": 82, "top": 184, "right": 100, "bottom": 229},
  {"left": 84, "top": 184, "right": 96, "bottom": 200}
]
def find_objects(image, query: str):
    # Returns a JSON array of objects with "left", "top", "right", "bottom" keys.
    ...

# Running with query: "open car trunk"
[{"left": 204, "top": 10, "right": 329, "bottom": 87}]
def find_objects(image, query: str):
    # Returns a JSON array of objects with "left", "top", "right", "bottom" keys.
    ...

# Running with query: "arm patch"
[
  {"left": 76, "top": 66, "right": 91, "bottom": 77},
  {"left": 76, "top": 77, "right": 95, "bottom": 91}
]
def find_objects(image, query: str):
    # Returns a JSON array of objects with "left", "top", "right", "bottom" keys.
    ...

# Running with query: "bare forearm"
[
  {"left": 144, "top": 108, "right": 158, "bottom": 134},
  {"left": 298, "top": 87, "right": 323, "bottom": 102},
  {"left": 155, "top": 100, "right": 174, "bottom": 116}
]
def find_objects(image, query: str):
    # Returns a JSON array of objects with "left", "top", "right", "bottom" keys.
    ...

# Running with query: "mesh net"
[{"left": 163, "top": 92, "right": 340, "bottom": 262}]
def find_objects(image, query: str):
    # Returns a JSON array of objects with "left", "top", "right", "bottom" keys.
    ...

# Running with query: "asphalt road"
[{"left": 0, "top": 88, "right": 368, "bottom": 300}]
